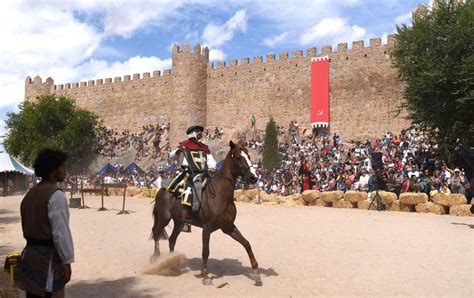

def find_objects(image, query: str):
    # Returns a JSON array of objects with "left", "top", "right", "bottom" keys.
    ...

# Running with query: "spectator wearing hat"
[{"left": 450, "top": 168, "right": 465, "bottom": 195}]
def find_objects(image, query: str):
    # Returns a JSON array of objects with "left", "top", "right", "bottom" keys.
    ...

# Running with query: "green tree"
[
  {"left": 391, "top": 0, "right": 474, "bottom": 161},
  {"left": 262, "top": 117, "right": 281, "bottom": 169},
  {"left": 4, "top": 95, "right": 100, "bottom": 171}
]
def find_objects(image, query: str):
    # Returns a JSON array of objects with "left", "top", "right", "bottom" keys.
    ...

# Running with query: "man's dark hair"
[{"left": 33, "top": 149, "right": 68, "bottom": 178}]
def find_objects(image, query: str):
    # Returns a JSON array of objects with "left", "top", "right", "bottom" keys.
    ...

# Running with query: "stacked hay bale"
[
  {"left": 449, "top": 205, "right": 473, "bottom": 217},
  {"left": 314, "top": 198, "right": 331, "bottom": 207},
  {"left": 320, "top": 191, "right": 344, "bottom": 207},
  {"left": 0, "top": 272, "right": 19, "bottom": 298},
  {"left": 279, "top": 193, "right": 305, "bottom": 207},
  {"left": 234, "top": 189, "right": 258, "bottom": 203},
  {"left": 389, "top": 200, "right": 413, "bottom": 212},
  {"left": 399, "top": 193, "right": 428, "bottom": 213},
  {"left": 257, "top": 192, "right": 279, "bottom": 203},
  {"left": 357, "top": 200, "right": 377, "bottom": 210},
  {"left": 334, "top": 199, "right": 354, "bottom": 208},
  {"left": 432, "top": 193, "right": 471, "bottom": 216},
  {"left": 369, "top": 191, "right": 397, "bottom": 209},
  {"left": 344, "top": 191, "right": 367, "bottom": 208},
  {"left": 415, "top": 202, "right": 446, "bottom": 215},
  {"left": 301, "top": 190, "right": 320, "bottom": 206},
  {"left": 126, "top": 186, "right": 141, "bottom": 197}
]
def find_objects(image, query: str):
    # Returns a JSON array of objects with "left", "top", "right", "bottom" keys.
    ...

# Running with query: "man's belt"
[{"left": 26, "top": 238, "right": 54, "bottom": 247}]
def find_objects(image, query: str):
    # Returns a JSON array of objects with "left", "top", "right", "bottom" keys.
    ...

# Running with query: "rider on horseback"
[{"left": 166, "top": 125, "right": 216, "bottom": 232}]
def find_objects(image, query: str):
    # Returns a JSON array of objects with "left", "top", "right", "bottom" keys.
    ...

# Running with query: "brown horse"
[{"left": 150, "top": 141, "right": 262, "bottom": 286}]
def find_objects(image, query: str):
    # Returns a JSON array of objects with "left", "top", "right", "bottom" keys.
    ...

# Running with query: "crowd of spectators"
[
  {"left": 203, "top": 127, "right": 224, "bottom": 141},
  {"left": 246, "top": 122, "right": 472, "bottom": 202},
  {"left": 93, "top": 123, "right": 169, "bottom": 160},
  {"left": 81, "top": 119, "right": 472, "bottom": 203}
]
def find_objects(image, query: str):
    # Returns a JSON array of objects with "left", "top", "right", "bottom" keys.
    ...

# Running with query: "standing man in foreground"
[{"left": 16, "top": 149, "right": 74, "bottom": 298}]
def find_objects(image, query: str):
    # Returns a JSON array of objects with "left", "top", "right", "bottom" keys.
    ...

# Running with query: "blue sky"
[{"left": 0, "top": 0, "right": 428, "bottom": 148}]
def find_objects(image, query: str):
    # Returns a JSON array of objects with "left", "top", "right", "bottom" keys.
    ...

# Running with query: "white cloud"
[
  {"left": 0, "top": 1, "right": 101, "bottom": 109},
  {"left": 300, "top": 17, "right": 366, "bottom": 46},
  {"left": 202, "top": 9, "right": 248, "bottom": 48},
  {"left": 394, "top": 11, "right": 412, "bottom": 25},
  {"left": 262, "top": 32, "right": 288, "bottom": 48},
  {"left": 89, "top": 56, "right": 172, "bottom": 80},
  {"left": 209, "top": 49, "right": 226, "bottom": 61},
  {"left": 23, "top": 0, "right": 192, "bottom": 38},
  {"left": 0, "top": 1, "right": 177, "bottom": 111}
]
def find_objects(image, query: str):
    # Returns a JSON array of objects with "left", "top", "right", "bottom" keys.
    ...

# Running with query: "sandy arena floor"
[{"left": 1, "top": 194, "right": 473, "bottom": 297}]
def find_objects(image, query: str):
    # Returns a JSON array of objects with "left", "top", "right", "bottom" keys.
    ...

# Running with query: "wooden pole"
[
  {"left": 117, "top": 184, "right": 129, "bottom": 215},
  {"left": 79, "top": 175, "right": 89, "bottom": 209},
  {"left": 98, "top": 177, "right": 107, "bottom": 211}
]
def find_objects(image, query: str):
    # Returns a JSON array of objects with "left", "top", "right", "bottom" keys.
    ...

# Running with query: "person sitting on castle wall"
[{"left": 166, "top": 125, "right": 216, "bottom": 232}]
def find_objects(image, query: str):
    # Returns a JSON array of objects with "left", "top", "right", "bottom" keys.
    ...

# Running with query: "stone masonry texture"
[{"left": 24, "top": 36, "right": 409, "bottom": 147}]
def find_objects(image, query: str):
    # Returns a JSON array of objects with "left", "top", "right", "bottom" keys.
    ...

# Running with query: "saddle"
[{"left": 164, "top": 174, "right": 208, "bottom": 213}]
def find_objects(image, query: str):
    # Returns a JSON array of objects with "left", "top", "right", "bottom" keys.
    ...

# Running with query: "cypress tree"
[{"left": 262, "top": 117, "right": 281, "bottom": 169}]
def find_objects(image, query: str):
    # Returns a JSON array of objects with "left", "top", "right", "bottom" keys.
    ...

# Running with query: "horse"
[{"left": 150, "top": 140, "right": 262, "bottom": 286}]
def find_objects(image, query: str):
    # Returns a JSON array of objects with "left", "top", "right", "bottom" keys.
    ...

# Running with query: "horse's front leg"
[
  {"left": 201, "top": 227, "right": 213, "bottom": 285},
  {"left": 223, "top": 224, "right": 262, "bottom": 286}
]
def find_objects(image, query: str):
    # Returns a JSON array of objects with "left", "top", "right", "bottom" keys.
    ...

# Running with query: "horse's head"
[{"left": 229, "top": 140, "right": 258, "bottom": 184}]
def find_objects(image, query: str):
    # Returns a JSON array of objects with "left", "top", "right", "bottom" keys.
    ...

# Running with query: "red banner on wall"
[{"left": 310, "top": 56, "right": 329, "bottom": 127}]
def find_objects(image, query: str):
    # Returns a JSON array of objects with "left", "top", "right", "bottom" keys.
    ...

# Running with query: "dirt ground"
[{"left": 1, "top": 195, "right": 473, "bottom": 297}]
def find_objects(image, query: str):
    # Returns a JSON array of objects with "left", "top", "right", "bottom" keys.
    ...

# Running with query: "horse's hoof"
[
  {"left": 149, "top": 254, "right": 159, "bottom": 264},
  {"left": 251, "top": 273, "right": 262, "bottom": 286},
  {"left": 202, "top": 278, "right": 213, "bottom": 286}
]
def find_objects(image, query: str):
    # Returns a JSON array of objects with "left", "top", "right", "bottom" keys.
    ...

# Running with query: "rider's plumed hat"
[{"left": 186, "top": 125, "right": 204, "bottom": 135}]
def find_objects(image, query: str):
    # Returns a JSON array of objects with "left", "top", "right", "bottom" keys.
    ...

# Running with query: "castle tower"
[
  {"left": 170, "top": 43, "right": 209, "bottom": 147},
  {"left": 25, "top": 76, "right": 54, "bottom": 101}
]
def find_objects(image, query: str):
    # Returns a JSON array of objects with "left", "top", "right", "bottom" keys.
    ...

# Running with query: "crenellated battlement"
[
  {"left": 172, "top": 43, "right": 209, "bottom": 62},
  {"left": 24, "top": 35, "right": 407, "bottom": 147},
  {"left": 207, "top": 34, "right": 394, "bottom": 71},
  {"left": 26, "top": 36, "right": 394, "bottom": 90},
  {"left": 25, "top": 68, "right": 175, "bottom": 91}
]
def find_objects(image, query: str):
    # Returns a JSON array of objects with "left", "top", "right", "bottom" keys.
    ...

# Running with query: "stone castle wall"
[{"left": 25, "top": 34, "right": 409, "bottom": 147}]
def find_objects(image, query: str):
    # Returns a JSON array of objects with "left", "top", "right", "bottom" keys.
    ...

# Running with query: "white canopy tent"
[
  {"left": 0, "top": 153, "right": 34, "bottom": 175},
  {"left": 0, "top": 152, "right": 34, "bottom": 196}
]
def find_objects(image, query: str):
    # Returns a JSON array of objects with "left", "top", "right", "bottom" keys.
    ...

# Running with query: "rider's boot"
[{"left": 181, "top": 209, "right": 191, "bottom": 233}]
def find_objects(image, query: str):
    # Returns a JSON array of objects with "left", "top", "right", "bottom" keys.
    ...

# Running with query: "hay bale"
[
  {"left": 0, "top": 272, "right": 19, "bottom": 298},
  {"left": 280, "top": 197, "right": 305, "bottom": 207},
  {"left": 399, "top": 192, "right": 428, "bottom": 205},
  {"left": 286, "top": 193, "right": 303, "bottom": 201},
  {"left": 301, "top": 190, "right": 320, "bottom": 204},
  {"left": 432, "top": 193, "right": 467, "bottom": 207},
  {"left": 311, "top": 198, "right": 331, "bottom": 207},
  {"left": 344, "top": 191, "right": 367, "bottom": 203},
  {"left": 234, "top": 189, "right": 260, "bottom": 202},
  {"left": 261, "top": 201, "right": 280, "bottom": 206},
  {"left": 126, "top": 187, "right": 141, "bottom": 197},
  {"left": 234, "top": 190, "right": 252, "bottom": 202},
  {"left": 334, "top": 199, "right": 355, "bottom": 209},
  {"left": 390, "top": 200, "right": 415, "bottom": 212},
  {"left": 449, "top": 204, "right": 473, "bottom": 217},
  {"left": 256, "top": 192, "right": 279, "bottom": 203},
  {"left": 320, "top": 191, "right": 344, "bottom": 203},
  {"left": 245, "top": 189, "right": 259, "bottom": 201},
  {"left": 357, "top": 200, "right": 377, "bottom": 210},
  {"left": 415, "top": 202, "right": 446, "bottom": 215},
  {"left": 370, "top": 191, "right": 398, "bottom": 205}
]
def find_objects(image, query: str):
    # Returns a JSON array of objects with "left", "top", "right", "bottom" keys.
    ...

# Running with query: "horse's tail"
[{"left": 150, "top": 188, "right": 169, "bottom": 241}]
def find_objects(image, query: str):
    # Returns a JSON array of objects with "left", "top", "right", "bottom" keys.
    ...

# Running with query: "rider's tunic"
[{"left": 167, "top": 139, "right": 216, "bottom": 208}]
